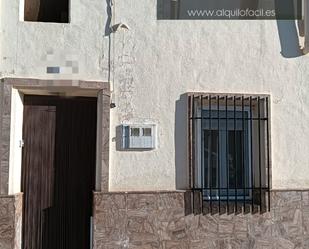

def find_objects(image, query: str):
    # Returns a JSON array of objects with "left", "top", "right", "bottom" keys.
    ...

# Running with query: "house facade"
[{"left": 1, "top": 0, "right": 309, "bottom": 248}]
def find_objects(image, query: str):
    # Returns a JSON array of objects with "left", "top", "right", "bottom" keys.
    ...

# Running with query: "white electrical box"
[{"left": 122, "top": 124, "right": 156, "bottom": 150}]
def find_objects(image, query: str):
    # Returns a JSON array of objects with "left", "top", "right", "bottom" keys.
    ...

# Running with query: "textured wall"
[
  {"left": 93, "top": 191, "right": 309, "bottom": 249},
  {"left": 0, "top": 84, "right": 12, "bottom": 195},
  {"left": 13, "top": 194, "right": 22, "bottom": 249},
  {"left": 2, "top": 191, "right": 309, "bottom": 249},
  {"left": 0, "top": 196, "right": 15, "bottom": 249},
  {"left": 1, "top": 0, "right": 309, "bottom": 191},
  {"left": 107, "top": 0, "right": 309, "bottom": 191},
  {"left": 0, "top": 0, "right": 109, "bottom": 80},
  {"left": 0, "top": 194, "right": 22, "bottom": 249}
]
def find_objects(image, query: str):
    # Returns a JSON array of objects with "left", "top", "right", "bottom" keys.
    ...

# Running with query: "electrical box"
[{"left": 122, "top": 124, "right": 156, "bottom": 150}]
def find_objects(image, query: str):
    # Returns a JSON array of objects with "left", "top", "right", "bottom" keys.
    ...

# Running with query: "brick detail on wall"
[{"left": 93, "top": 191, "right": 309, "bottom": 249}]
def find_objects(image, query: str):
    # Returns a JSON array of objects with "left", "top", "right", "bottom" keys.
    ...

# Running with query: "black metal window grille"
[{"left": 188, "top": 94, "right": 271, "bottom": 215}]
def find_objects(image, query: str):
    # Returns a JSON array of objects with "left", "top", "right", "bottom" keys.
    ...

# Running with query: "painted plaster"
[
  {"left": 109, "top": 1, "right": 309, "bottom": 191},
  {"left": 1, "top": 0, "right": 309, "bottom": 191}
]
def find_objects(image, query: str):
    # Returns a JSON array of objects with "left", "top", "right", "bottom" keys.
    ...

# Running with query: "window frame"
[
  {"left": 23, "top": 0, "right": 70, "bottom": 23},
  {"left": 188, "top": 93, "right": 271, "bottom": 214},
  {"left": 195, "top": 107, "right": 253, "bottom": 201}
]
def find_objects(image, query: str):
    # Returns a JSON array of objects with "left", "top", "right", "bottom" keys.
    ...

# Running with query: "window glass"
[
  {"left": 200, "top": 110, "right": 251, "bottom": 200},
  {"left": 130, "top": 128, "right": 140, "bottom": 137},
  {"left": 143, "top": 128, "right": 152, "bottom": 137}
]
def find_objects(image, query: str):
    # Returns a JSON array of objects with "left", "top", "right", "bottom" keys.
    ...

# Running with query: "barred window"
[{"left": 188, "top": 94, "right": 271, "bottom": 214}]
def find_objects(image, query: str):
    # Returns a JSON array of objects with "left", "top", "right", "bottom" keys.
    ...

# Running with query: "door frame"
[
  {"left": 0, "top": 78, "right": 110, "bottom": 249},
  {"left": 0, "top": 78, "right": 110, "bottom": 194}
]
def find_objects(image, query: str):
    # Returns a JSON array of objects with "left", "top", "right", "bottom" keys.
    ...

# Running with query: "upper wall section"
[
  {"left": 2, "top": 0, "right": 309, "bottom": 191},
  {"left": 0, "top": 0, "right": 109, "bottom": 81},
  {"left": 108, "top": 0, "right": 309, "bottom": 191}
]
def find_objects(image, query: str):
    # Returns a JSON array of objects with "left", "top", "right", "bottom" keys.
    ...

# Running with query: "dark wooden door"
[{"left": 21, "top": 95, "right": 97, "bottom": 249}]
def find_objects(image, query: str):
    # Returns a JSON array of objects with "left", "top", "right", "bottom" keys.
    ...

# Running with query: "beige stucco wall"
[
  {"left": 1, "top": 0, "right": 309, "bottom": 191},
  {"left": 0, "top": 0, "right": 109, "bottom": 80},
  {"left": 109, "top": 0, "right": 309, "bottom": 191}
]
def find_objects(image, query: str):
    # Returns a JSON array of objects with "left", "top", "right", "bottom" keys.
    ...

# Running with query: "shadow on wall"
[
  {"left": 275, "top": 0, "right": 303, "bottom": 58},
  {"left": 115, "top": 125, "right": 123, "bottom": 151},
  {"left": 105, "top": 0, "right": 113, "bottom": 83},
  {"left": 276, "top": 20, "right": 303, "bottom": 58},
  {"left": 105, "top": 0, "right": 112, "bottom": 36},
  {"left": 175, "top": 94, "right": 189, "bottom": 190}
]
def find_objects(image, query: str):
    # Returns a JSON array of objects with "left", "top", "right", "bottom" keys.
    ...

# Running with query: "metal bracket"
[{"left": 19, "top": 139, "right": 24, "bottom": 148}]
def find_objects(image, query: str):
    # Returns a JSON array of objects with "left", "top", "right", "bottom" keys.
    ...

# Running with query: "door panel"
[
  {"left": 22, "top": 105, "right": 56, "bottom": 249},
  {"left": 22, "top": 96, "right": 97, "bottom": 249}
]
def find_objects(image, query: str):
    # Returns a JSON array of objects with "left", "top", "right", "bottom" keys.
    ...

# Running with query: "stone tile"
[
  {"left": 127, "top": 194, "right": 159, "bottom": 212},
  {"left": 157, "top": 193, "right": 184, "bottom": 210},
  {"left": 0, "top": 169, "right": 9, "bottom": 195},
  {"left": 13, "top": 194, "right": 23, "bottom": 249},
  {"left": 166, "top": 217, "right": 187, "bottom": 240},
  {"left": 303, "top": 205, "right": 309, "bottom": 235},
  {"left": 1, "top": 115, "right": 11, "bottom": 150},
  {"left": 95, "top": 193, "right": 126, "bottom": 210},
  {"left": 301, "top": 192, "right": 309, "bottom": 206},
  {"left": 274, "top": 237, "right": 296, "bottom": 249},
  {"left": 2, "top": 85, "right": 12, "bottom": 116},
  {"left": 1, "top": 113, "right": 11, "bottom": 195},
  {"left": 271, "top": 222, "right": 286, "bottom": 238},
  {"left": 162, "top": 240, "right": 189, "bottom": 249},
  {"left": 189, "top": 239, "right": 218, "bottom": 249},
  {"left": 127, "top": 215, "right": 159, "bottom": 242},
  {"left": 94, "top": 241, "right": 126, "bottom": 249},
  {"left": 0, "top": 198, "right": 14, "bottom": 216},
  {"left": 271, "top": 191, "right": 302, "bottom": 208},
  {"left": 248, "top": 216, "right": 273, "bottom": 240},
  {"left": 217, "top": 238, "right": 251, "bottom": 249},
  {"left": 92, "top": 191, "right": 309, "bottom": 249},
  {"left": 0, "top": 220, "right": 14, "bottom": 240},
  {"left": 94, "top": 209, "right": 126, "bottom": 242},
  {"left": 220, "top": 213, "right": 247, "bottom": 229},
  {"left": 251, "top": 238, "right": 274, "bottom": 249},
  {"left": 303, "top": 236, "right": 309, "bottom": 249},
  {"left": 184, "top": 214, "right": 200, "bottom": 240},
  {"left": 158, "top": 203, "right": 184, "bottom": 218},
  {"left": 274, "top": 205, "right": 303, "bottom": 241},
  {"left": 0, "top": 239, "right": 13, "bottom": 249},
  {"left": 129, "top": 241, "right": 162, "bottom": 249},
  {"left": 186, "top": 214, "right": 218, "bottom": 241},
  {"left": 218, "top": 214, "right": 235, "bottom": 239},
  {"left": 0, "top": 196, "right": 16, "bottom": 249},
  {"left": 93, "top": 194, "right": 127, "bottom": 244},
  {"left": 233, "top": 214, "right": 248, "bottom": 240},
  {"left": 154, "top": 208, "right": 187, "bottom": 241}
]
